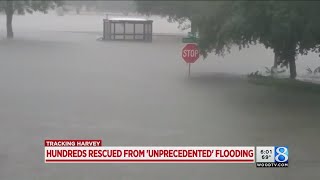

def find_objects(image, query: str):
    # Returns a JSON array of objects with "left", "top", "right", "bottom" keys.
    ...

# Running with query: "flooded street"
[{"left": 0, "top": 13, "right": 320, "bottom": 180}]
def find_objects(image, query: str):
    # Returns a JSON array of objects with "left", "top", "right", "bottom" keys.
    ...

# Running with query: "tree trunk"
[
  {"left": 289, "top": 58, "right": 297, "bottom": 79},
  {"left": 282, "top": 38, "right": 297, "bottom": 79},
  {"left": 271, "top": 50, "right": 280, "bottom": 76},
  {"left": 5, "top": 1, "right": 14, "bottom": 39},
  {"left": 273, "top": 51, "right": 279, "bottom": 68},
  {"left": 287, "top": 43, "right": 297, "bottom": 79}
]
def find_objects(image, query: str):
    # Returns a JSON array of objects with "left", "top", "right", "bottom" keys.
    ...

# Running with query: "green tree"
[
  {"left": 65, "top": 1, "right": 136, "bottom": 15},
  {"left": 136, "top": 1, "right": 320, "bottom": 79},
  {"left": 197, "top": 1, "right": 320, "bottom": 79},
  {"left": 0, "top": 0, "right": 62, "bottom": 38},
  {"left": 135, "top": 1, "right": 209, "bottom": 33}
]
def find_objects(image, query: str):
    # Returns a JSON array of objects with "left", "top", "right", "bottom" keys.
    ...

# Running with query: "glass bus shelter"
[{"left": 103, "top": 17, "right": 153, "bottom": 42}]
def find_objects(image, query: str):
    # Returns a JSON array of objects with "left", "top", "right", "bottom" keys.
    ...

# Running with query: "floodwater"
[{"left": 0, "top": 13, "right": 320, "bottom": 180}]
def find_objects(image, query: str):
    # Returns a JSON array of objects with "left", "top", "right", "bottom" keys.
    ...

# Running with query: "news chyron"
[
  {"left": 256, "top": 146, "right": 289, "bottom": 168},
  {"left": 44, "top": 140, "right": 289, "bottom": 168}
]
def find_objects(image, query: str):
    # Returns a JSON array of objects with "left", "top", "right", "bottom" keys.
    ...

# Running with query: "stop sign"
[{"left": 182, "top": 43, "right": 200, "bottom": 63}]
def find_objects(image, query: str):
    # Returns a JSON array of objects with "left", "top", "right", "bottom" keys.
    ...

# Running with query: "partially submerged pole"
[{"left": 188, "top": 63, "right": 191, "bottom": 78}]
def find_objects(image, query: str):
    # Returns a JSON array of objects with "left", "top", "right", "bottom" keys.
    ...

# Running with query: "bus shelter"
[{"left": 103, "top": 17, "right": 153, "bottom": 42}]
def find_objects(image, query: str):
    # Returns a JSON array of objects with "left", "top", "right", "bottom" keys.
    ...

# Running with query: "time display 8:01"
[{"left": 260, "top": 149, "right": 272, "bottom": 154}]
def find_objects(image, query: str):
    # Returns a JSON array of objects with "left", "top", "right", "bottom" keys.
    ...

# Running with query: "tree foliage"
[
  {"left": 64, "top": 1, "right": 136, "bottom": 14},
  {"left": 135, "top": 1, "right": 210, "bottom": 32},
  {"left": 0, "top": 0, "right": 61, "bottom": 14},
  {"left": 136, "top": 1, "right": 320, "bottom": 79},
  {"left": 197, "top": 1, "right": 320, "bottom": 78},
  {"left": 0, "top": 0, "right": 62, "bottom": 38}
]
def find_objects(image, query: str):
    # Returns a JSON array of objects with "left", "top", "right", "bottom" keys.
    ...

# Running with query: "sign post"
[
  {"left": 182, "top": 32, "right": 199, "bottom": 43},
  {"left": 182, "top": 43, "right": 200, "bottom": 78}
]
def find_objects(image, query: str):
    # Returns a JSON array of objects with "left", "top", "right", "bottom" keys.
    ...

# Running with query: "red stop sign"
[{"left": 182, "top": 44, "right": 200, "bottom": 63}]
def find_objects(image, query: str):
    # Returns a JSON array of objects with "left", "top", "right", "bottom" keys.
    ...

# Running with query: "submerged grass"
[{"left": 248, "top": 75, "right": 320, "bottom": 94}]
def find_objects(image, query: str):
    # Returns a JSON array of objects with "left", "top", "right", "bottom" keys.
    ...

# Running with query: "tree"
[
  {"left": 196, "top": 1, "right": 320, "bottom": 79},
  {"left": 135, "top": 1, "right": 209, "bottom": 33},
  {"left": 65, "top": 1, "right": 136, "bottom": 15},
  {"left": 0, "top": 0, "right": 62, "bottom": 38},
  {"left": 136, "top": 1, "right": 320, "bottom": 79}
]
